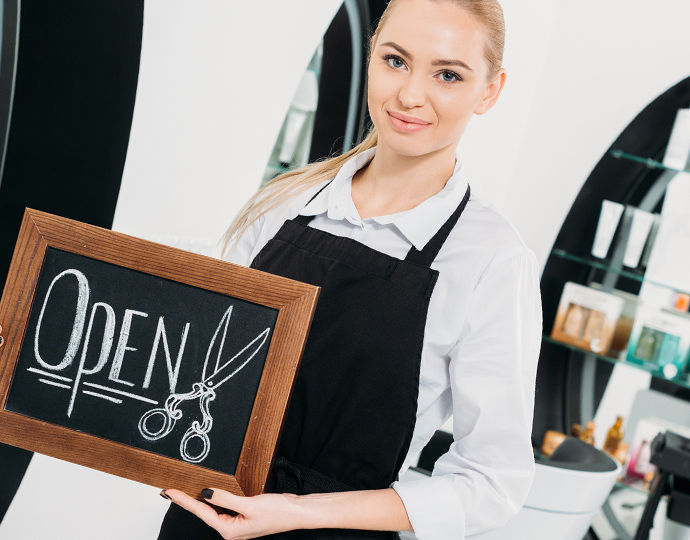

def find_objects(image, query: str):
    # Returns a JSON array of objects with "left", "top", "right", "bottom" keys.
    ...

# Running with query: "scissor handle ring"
[
  {"left": 180, "top": 424, "right": 211, "bottom": 463},
  {"left": 139, "top": 408, "right": 176, "bottom": 440}
]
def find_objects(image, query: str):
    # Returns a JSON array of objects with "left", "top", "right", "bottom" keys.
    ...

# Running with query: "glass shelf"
[
  {"left": 610, "top": 149, "right": 690, "bottom": 174},
  {"left": 542, "top": 335, "right": 690, "bottom": 392},
  {"left": 266, "top": 162, "right": 290, "bottom": 174},
  {"left": 549, "top": 249, "right": 690, "bottom": 298}
]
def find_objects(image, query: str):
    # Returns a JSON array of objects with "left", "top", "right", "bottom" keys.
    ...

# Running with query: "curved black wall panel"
[
  {"left": 533, "top": 75, "right": 690, "bottom": 447},
  {"left": 0, "top": 0, "right": 143, "bottom": 288},
  {"left": 0, "top": 0, "right": 144, "bottom": 523}
]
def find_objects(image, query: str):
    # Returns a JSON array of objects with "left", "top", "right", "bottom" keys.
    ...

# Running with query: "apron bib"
[{"left": 158, "top": 184, "right": 470, "bottom": 540}]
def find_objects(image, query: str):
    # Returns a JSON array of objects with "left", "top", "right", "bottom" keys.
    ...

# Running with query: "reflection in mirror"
[
  {"left": 259, "top": 0, "right": 373, "bottom": 188},
  {"left": 261, "top": 46, "right": 322, "bottom": 186}
]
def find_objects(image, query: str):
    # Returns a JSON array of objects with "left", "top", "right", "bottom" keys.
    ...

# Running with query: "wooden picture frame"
[{"left": 0, "top": 209, "right": 319, "bottom": 497}]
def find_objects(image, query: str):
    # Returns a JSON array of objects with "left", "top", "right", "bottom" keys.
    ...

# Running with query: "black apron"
[{"left": 157, "top": 183, "right": 471, "bottom": 540}]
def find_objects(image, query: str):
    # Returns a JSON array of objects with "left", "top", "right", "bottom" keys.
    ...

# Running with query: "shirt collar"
[{"left": 299, "top": 146, "right": 469, "bottom": 251}]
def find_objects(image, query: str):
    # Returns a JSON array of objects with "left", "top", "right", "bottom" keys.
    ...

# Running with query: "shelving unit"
[
  {"left": 546, "top": 186, "right": 690, "bottom": 391},
  {"left": 542, "top": 336, "right": 690, "bottom": 392},
  {"left": 535, "top": 90, "right": 690, "bottom": 539},
  {"left": 610, "top": 148, "right": 690, "bottom": 174},
  {"left": 549, "top": 248, "right": 690, "bottom": 298}
]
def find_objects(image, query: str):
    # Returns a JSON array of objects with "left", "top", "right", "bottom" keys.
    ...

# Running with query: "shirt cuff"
[{"left": 390, "top": 475, "right": 465, "bottom": 540}]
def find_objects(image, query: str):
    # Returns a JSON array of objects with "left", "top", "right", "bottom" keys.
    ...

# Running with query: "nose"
[{"left": 397, "top": 73, "right": 427, "bottom": 109}]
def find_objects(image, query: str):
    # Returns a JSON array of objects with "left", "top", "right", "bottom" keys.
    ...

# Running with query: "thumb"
[{"left": 201, "top": 488, "right": 249, "bottom": 514}]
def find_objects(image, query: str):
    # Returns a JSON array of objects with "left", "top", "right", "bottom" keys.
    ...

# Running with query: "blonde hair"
[{"left": 221, "top": 0, "right": 504, "bottom": 257}]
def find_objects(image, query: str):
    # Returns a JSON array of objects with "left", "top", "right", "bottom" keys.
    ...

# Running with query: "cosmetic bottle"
[
  {"left": 675, "top": 293, "right": 690, "bottom": 312},
  {"left": 591, "top": 200, "right": 624, "bottom": 259},
  {"left": 623, "top": 208, "right": 656, "bottom": 269},
  {"left": 613, "top": 441, "right": 629, "bottom": 466},
  {"left": 571, "top": 423, "right": 583, "bottom": 438},
  {"left": 628, "top": 439, "right": 653, "bottom": 479},
  {"left": 603, "top": 416, "right": 625, "bottom": 455},
  {"left": 541, "top": 430, "right": 567, "bottom": 457},
  {"left": 579, "top": 420, "right": 595, "bottom": 445},
  {"left": 583, "top": 310, "right": 606, "bottom": 344},
  {"left": 563, "top": 304, "right": 586, "bottom": 337},
  {"left": 682, "top": 350, "right": 690, "bottom": 381},
  {"left": 634, "top": 327, "right": 659, "bottom": 362}
]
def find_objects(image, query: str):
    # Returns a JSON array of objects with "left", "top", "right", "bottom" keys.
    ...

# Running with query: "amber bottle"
[
  {"left": 603, "top": 416, "right": 625, "bottom": 455},
  {"left": 580, "top": 420, "right": 595, "bottom": 445}
]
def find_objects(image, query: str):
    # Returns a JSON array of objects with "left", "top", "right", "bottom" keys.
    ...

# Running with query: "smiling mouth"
[{"left": 387, "top": 111, "right": 431, "bottom": 133}]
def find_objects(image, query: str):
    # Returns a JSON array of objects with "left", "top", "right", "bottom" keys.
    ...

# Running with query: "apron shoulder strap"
[
  {"left": 292, "top": 180, "right": 333, "bottom": 226},
  {"left": 404, "top": 184, "right": 471, "bottom": 267}
]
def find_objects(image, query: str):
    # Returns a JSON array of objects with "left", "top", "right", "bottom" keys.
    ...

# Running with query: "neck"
[{"left": 351, "top": 143, "right": 458, "bottom": 219}]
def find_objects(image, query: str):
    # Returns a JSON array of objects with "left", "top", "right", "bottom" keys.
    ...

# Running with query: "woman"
[{"left": 158, "top": 0, "right": 542, "bottom": 538}]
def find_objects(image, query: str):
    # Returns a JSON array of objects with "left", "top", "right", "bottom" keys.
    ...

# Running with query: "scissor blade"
[
  {"left": 202, "top": 305, "right": 234, "bottom": 382},
  {"left": 203, "top": 328, "right": 271, "bottom": 389}
]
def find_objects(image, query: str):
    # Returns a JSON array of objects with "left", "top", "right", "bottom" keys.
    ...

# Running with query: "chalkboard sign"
[{"left": 0, "top": 209, "right": 319, "bottom": 497}]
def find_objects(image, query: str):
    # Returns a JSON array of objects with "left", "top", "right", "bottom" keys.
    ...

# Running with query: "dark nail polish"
[
  {"left": 201, "top": 488, "right": 214, "bottom": 499},
  {"left": 160, "top": 490, "right": 171, "bottom": 500}
]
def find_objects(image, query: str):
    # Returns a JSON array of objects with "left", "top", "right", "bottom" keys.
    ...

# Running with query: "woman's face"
[{"left": 367, "top": 0, "right": 505, "bottom": 158}]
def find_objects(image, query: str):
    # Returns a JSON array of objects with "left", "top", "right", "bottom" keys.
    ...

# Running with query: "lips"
[
  {"left": 387, "top": 111, "right": 431, "bottom": 125},
  {"left": 386, "top": 111, "right": 431, "bottom": 133}
]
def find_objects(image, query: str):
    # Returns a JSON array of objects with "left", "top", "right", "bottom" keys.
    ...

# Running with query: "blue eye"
[
  {"left": 383, "top": 54, "right": 406, "bottom": 69},
  {"left": 383, "top": 53, "right": 462, "bottom": 83},
  {"left": 440, "top": 70, "right": 462, "bottom": 83}
]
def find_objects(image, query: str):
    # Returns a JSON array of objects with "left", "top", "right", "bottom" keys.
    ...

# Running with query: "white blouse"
[{"left": 222, "top": 146, "right": 543, "bottom": 539}]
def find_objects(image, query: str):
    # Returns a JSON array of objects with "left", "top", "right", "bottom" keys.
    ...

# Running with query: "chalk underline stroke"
[
  {"left": 28, "top": 371, "right": 159, "bottom": 406},
  {"left": 38, "top": 378, "right": 71, "bottom": 389},
  {"left": 82, "top": 390, "right": 123, "bottom": 404},
  {"left": 28, "top": 367, "right": 72, "bottom": 382}
]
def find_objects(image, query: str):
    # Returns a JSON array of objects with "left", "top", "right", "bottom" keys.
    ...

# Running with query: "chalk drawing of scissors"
[{"left": 138, "top": 306, "right": 271, "bottom": 463}]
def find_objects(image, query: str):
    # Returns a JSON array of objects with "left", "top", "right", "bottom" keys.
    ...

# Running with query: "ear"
[{"left": 474, "top": 68, "right": 506, "bottom": 115}]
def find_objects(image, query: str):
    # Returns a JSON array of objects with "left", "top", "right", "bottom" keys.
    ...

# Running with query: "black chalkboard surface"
[
  {"left": 5, "top": 246, "right": 277, "bottom": 475},
  {"left": 0, "top": 209, "right": 319, "bottom": 496}
]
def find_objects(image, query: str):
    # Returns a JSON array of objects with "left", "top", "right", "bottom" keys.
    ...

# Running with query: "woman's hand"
[
  {"left": 161, "top": 487, "right": 305, "bottom": 539},
  {"left": 162, "top": 486, "right": 413, "bottom": 536}
]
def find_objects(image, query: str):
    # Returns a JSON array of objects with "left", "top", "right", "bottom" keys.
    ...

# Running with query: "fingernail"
[
  {"left": 201, "top": 488, "right": 214, "bottom": 499},
  {"left": 160, "top": 490, "right": 171, "bottom": 500}
]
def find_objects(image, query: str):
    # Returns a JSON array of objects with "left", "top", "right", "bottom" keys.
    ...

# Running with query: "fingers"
[
  {"left": 162, "top": 489, "right": 223, "bottom": 529},
  {"left": 201, "top": 487, "right": 249, "bottom": 515}
]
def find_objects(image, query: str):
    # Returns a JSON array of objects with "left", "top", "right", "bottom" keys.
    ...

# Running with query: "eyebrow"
[{"left": 379, "top": 41, "right": 474, "bottom": 72}]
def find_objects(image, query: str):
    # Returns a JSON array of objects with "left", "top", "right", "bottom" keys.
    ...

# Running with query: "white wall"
[
  {"left": 3, "top": 1, "right": 690, "bottom": 538},
  {"left": 111, "top": 0, "right": 343, "bottom": 253},
  {"left": 467, "top": 0, "right": 690, "bottom": 268}
]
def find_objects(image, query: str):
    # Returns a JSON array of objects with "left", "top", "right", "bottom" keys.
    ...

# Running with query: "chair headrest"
[{"left": 545, "top": 436, "right": 618, "bottom": 472}]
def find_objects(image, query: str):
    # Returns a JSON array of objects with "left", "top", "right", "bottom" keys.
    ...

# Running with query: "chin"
[{"left": 377, "top": 132, "right": 438, "bottom": 158}]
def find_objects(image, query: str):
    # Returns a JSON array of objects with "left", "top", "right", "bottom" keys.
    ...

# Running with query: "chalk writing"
[
  {"left": 139, "top": 306, "right": 270, "bottom": 463},
  {"left": 5, "top": 247, "right": 278, "bottom": 475},
  {"left": 28, "top": 268, "right": 188, "bottom": 416}
]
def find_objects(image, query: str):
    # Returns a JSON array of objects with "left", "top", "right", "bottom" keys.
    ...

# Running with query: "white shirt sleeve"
[{"left": 390, "top": 247, "right": 543, "bottom": 539}]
